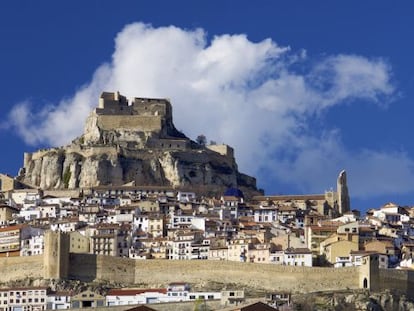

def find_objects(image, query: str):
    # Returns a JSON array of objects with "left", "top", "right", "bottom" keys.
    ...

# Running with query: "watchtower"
[{"left": 44, "top": 231, "right": 70, "bottom": 279}]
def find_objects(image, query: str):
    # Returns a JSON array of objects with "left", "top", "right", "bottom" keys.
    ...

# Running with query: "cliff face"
[
  {"left": 22, "top": 147, "right": 240, "bottom": 190},
  {"left": 19, "top": 92, "right": 260, "bottom": 196}
]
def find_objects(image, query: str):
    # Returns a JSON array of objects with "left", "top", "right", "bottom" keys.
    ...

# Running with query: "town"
[
  {"left": 0, "top": 168, "right": 413, "bottom": 310},
  {"left": 0, "top": 92, "right": 413, "bottom": 310}
]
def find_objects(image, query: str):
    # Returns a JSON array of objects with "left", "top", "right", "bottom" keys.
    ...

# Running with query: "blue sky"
[{"left": 1, "top": 1, "right": 414, "bottom": 212}]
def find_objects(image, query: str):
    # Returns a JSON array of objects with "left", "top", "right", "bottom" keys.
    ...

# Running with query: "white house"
[
  {"left": 253, "top": 205, "right": 277, "bottom": 223},
  {"left": 20, "top": 232, "right": 44, "bottom": 256},
  {"left": 46, "top": 291, "right": 71, "bottom": 309},
  {"left": 106, "top": 288, "right": 168, "bottom": 306},
  {"left": 269, "top": 248, "right": 312, "bottom": 267},
  {"left": 177, "top": 191, "right": 196, "bottom": 203}
]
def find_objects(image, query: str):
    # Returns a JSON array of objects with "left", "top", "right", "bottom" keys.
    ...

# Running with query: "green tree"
[{"left": 196, "top": 134, "right": 207, "bottom": 146}]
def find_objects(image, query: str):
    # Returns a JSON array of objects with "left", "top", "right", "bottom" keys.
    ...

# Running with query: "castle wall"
[
  {"left": 0, "top": 255, "right": 43, "bottom": 282},
  {"left": 134, "top": 260, "right": 359, "bottom": 293},
  {"left": 98, "top": 115, "right": 162, "bottom": 132},
  {"left": 30, "top": 148, "right": 61, "bottom": 161},
  {"left": 95, "top": 255, "right": 135, "bottom": 284},
  {"left": 207, "top": 144, "right": 234, "bottom": 158},
  {"left": 69, "top": 146, "right": 119, "bottom": 158},
  {"left": 68, "top": 253, "right": 98, "bottom": 282},
  {"left": 149, "top": 138, "right": 189, "bottom": 151},
  {"left": 379, "top": 269, "right": 414, "bottom": 297},
  {"left": 4, "top": 252, "right": 414, "bottom": 299}
]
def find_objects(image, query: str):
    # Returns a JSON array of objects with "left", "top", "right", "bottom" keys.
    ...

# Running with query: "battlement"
[{"left": 95, "top": 91, "right": 172, "bottom": 120}]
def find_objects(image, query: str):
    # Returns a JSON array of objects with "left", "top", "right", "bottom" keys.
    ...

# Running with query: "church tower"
[{"left": 337, "top": 170, "right": 350, "bottom": 215}]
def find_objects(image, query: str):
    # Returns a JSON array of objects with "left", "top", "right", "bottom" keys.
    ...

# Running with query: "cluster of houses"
[
  {"left": 1, "top": 181, "right": 414, "bottom": 271},
  {"left": 1, "top": 170, "right": 414, "bottom": 309},
  {"left": 0, "top": 282, "right": 248, "bottom": 310}
]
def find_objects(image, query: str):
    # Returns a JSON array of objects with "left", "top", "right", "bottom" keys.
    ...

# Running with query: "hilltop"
[{"left": 17, "top": 92, "right": 261, "bottom": 197}]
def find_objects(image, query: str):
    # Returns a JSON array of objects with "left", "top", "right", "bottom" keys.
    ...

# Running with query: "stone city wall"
[
  {"left": 0, "top": 255, "right": 43, "bottom": 283},
  {"left": 379, "top": 268, "right": 414, "bottom": 297},
  {"left": 4, "top": 253, "right": 414, "bottom": 300},
  {"left": 133, "top": 260, "right": 359, "bottom": 293}
]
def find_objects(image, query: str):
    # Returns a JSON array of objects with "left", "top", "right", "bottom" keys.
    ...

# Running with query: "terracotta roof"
[{"left": 0, "top": 224, "right": 25, "bottom": 232}]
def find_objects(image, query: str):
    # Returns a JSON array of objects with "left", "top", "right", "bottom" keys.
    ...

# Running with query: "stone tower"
[
  {"left": 336, "top": 170, "right": 350, "bottom": 215},
  {"left": 44, "top": 231, "right": 70, "bottom": 279},
  {"left": 359, "top": 253, "right": 380, "bottom": 291}
]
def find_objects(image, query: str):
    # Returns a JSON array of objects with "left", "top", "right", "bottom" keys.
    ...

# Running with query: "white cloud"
[{"left": 7, "top": 22, "right": 410, "bottom": 199}]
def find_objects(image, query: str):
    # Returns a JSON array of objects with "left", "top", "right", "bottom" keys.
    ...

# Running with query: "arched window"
[{"left": 363, "top": 278, "right": 368, "bottom": 289}]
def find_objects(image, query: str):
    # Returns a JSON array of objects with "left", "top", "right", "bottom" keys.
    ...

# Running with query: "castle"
[
  {"left": 83, "top": 91, "right": 190, "bottom": 151},
  {"left": 18, "top": 92, "right": 259, "bottom": 194}
]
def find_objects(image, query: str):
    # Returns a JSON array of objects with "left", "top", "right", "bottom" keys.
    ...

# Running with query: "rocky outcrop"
[{"left": 18, "top": 92, "right": 260, "bottom": 196}]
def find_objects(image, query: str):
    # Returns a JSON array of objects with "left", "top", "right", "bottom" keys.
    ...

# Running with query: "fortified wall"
[
  {"left": 94, "top": 92, "right": 172, "bottom": 133},
  {"left": 0, "top": 232, "right": 358, "bottom": 294},
  {"left": 1, "top": 234, "right": 414, "bottom": 298}
]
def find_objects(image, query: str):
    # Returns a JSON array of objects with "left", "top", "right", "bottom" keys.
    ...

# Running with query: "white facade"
[
  {"left": 134, "top": 215, "right": 150, "bottom": 232},
  {"left": 19, "top": 208, "right": 41, "bottom": 221},
  {"left": 11, "top": 190, "right": 41, "bottom": 207},
  {"left": 106, "top": 289, "right": 167, "bottom": 306},
  {"left": 269, "top": 249, "right": 312, "bottom": 267},
  {"left": 106, "top": 285, "right": 221, "bottom": 306},
  {"left": 284, "top": 250, "right": 312, "bottom": 267},
  {"left": 253, "top": 206, "right": 277, "bottom": 223},
  {"left": 50, "top": 221, "right": 79, "bottom": 232},
  {"left": 46, "top": 293, "right": 71, "bottom": 310},
  {"left": 107, "top": 213, "right": 133, "bottom": 224},
  {"left": 38, "top": 204, "right": 59, "bottom": 219},
  {"left": 21, "top": 234, "right": 44, "bottom": 256},
  {"left": 177, "top": 191, "right": 196, "bottom": 203},
  {"left": 0, "top": 287, "right": 48, "bottom": 311},
  {"left": 169, "top": 214, "right": 205, "bottom": 231}
]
